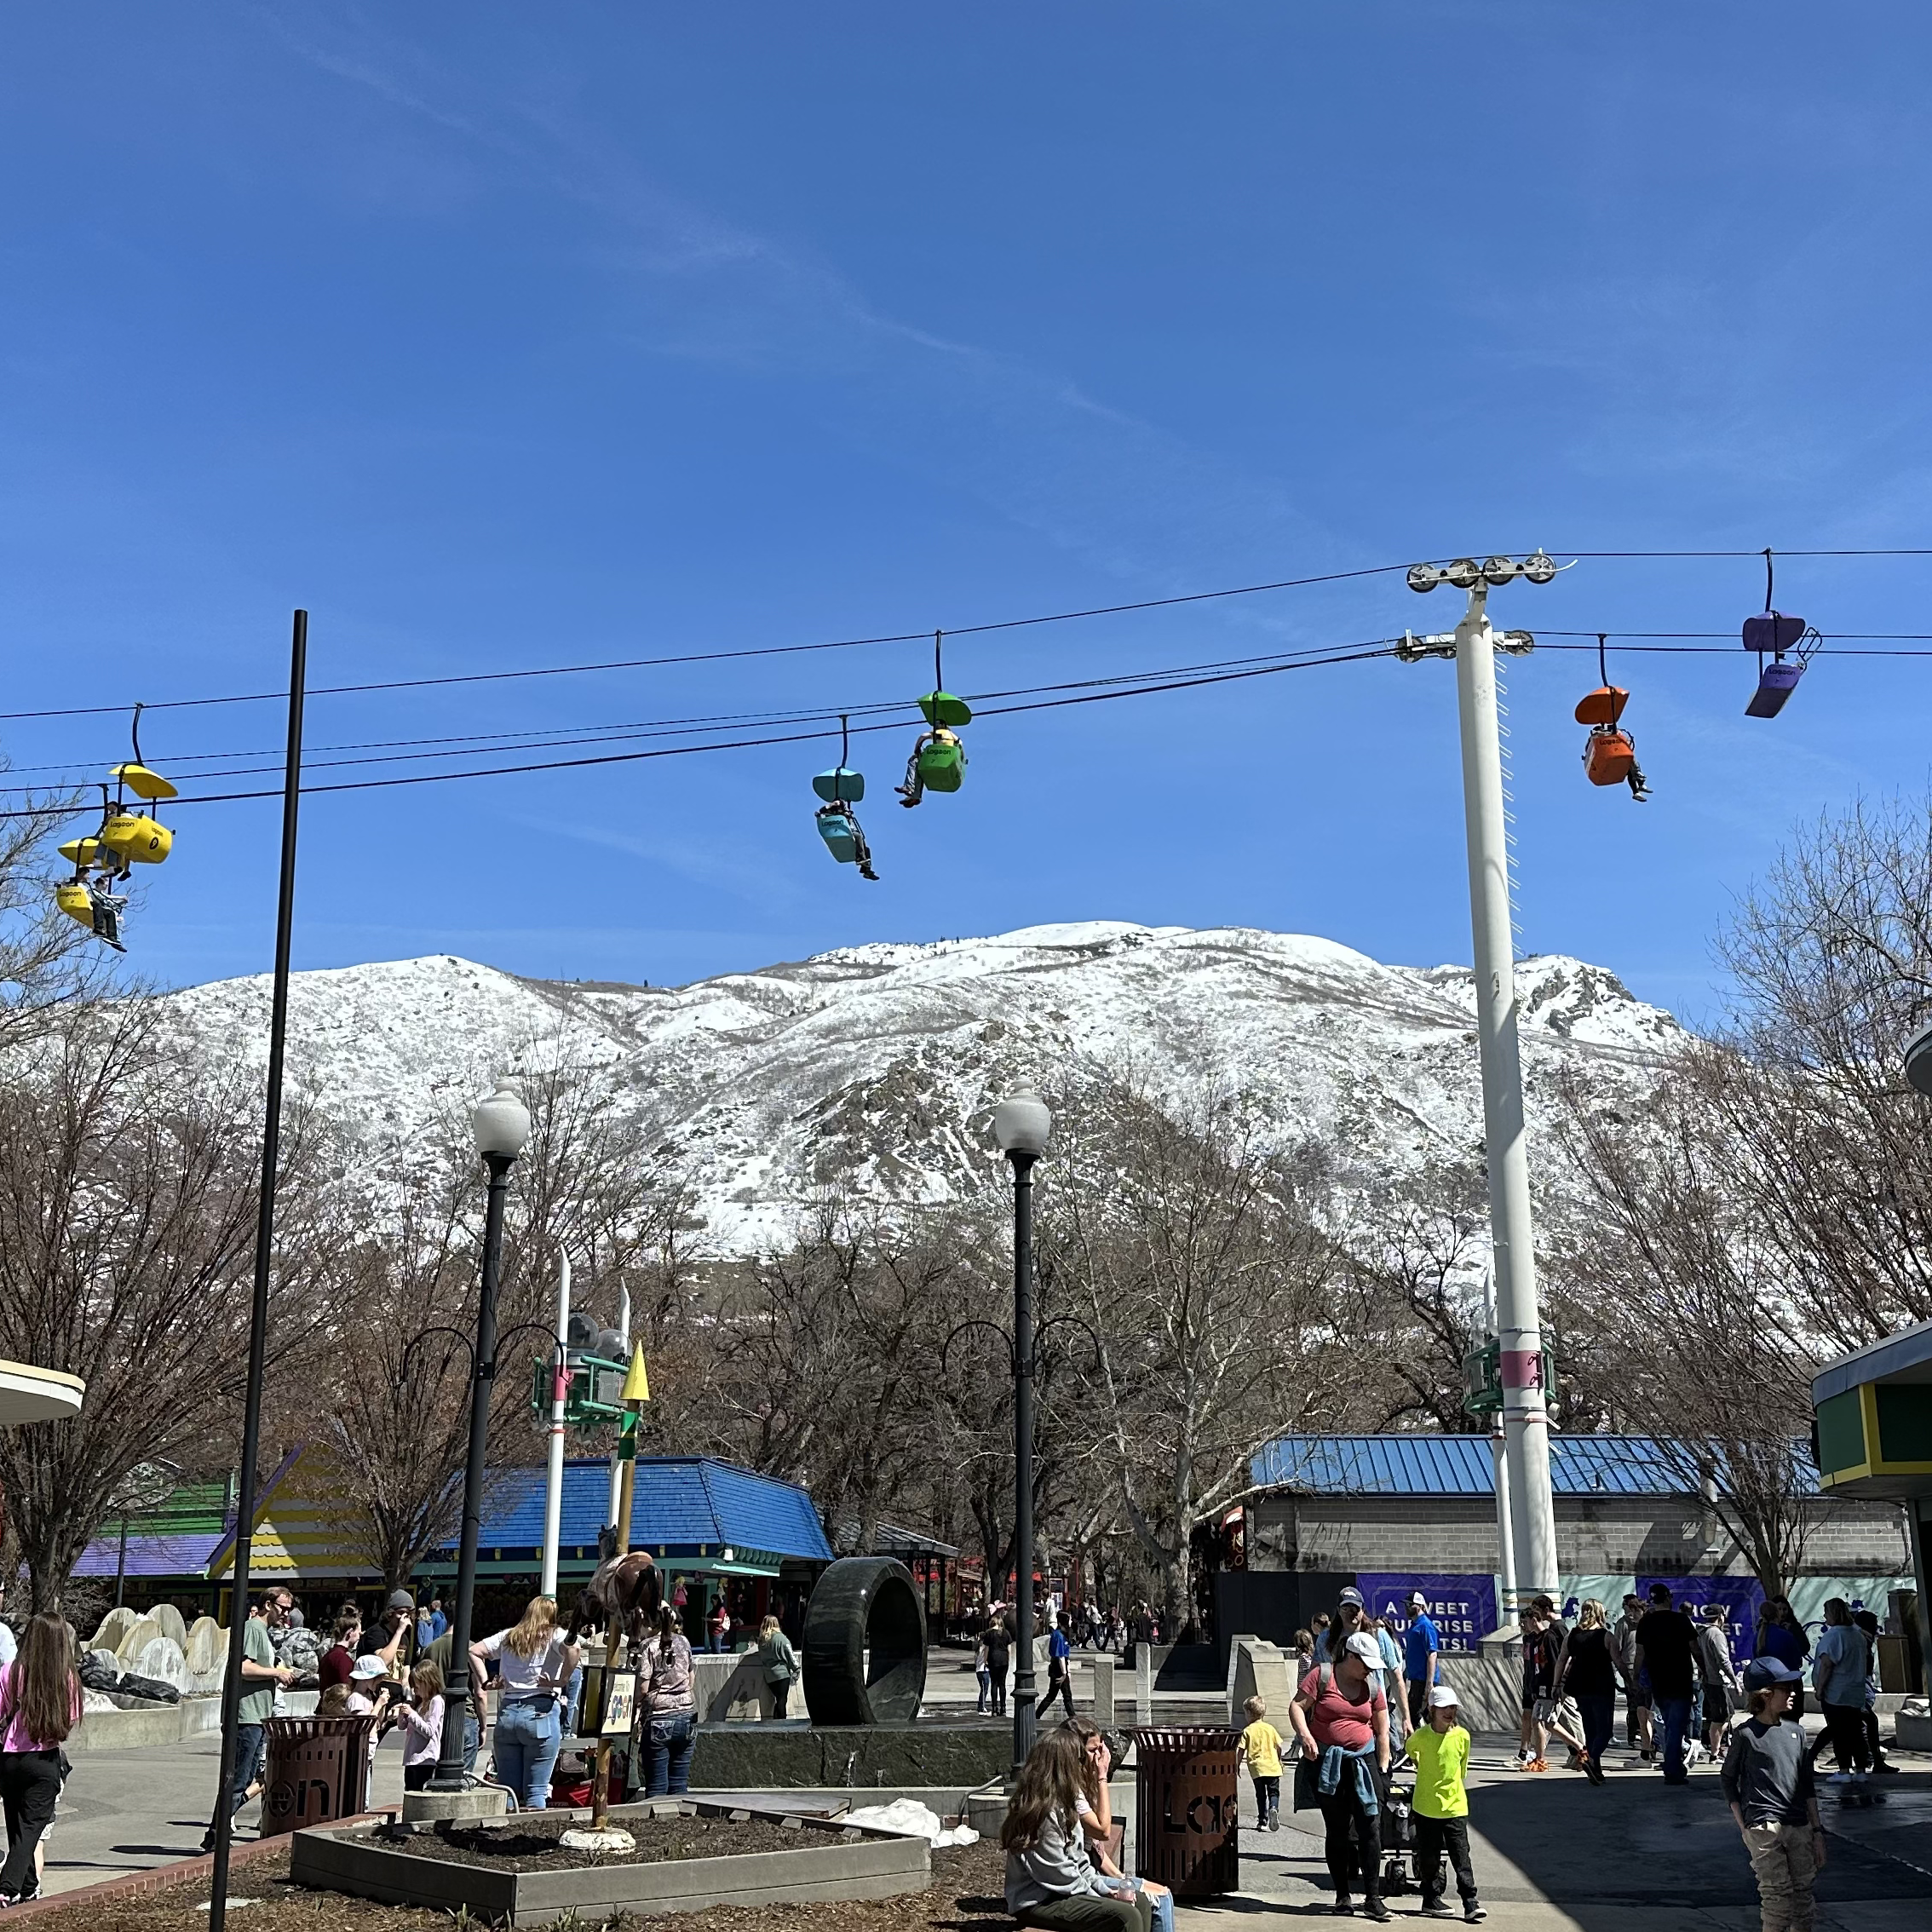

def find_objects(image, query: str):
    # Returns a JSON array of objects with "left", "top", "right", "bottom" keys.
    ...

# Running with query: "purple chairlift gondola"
[{"left": 1742, "top": 553, "right": 1819, "bottom": 718}]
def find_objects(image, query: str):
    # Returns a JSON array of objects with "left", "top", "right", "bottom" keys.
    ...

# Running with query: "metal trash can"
[
  {"left": 260, "top": 1715, "right": 377, "bottom": 1836},
  {"left": 1131, "top": 1726, "right": 1239, "bottom": 1896}
]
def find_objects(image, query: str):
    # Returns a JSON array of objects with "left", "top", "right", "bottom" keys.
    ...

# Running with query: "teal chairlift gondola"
[{"left": 814, "top": 716, "right": 879, "bottom": 880}]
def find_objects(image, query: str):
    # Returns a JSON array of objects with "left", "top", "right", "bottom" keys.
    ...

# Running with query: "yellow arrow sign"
[{"left": 622, "top": 1341, "right": 650, "bottom": 1404}]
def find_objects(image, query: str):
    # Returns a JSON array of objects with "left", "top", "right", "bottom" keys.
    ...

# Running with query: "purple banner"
[
  {"left": 1636, "top": 1575, "right": 1764, "bottom": 1664},
  {"left": 1355, "top": 1573, "right": 1496, "bottom": 1654}
]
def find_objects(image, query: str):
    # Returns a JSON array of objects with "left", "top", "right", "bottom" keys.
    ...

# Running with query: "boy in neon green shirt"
[
  {"left": 1406, "top": 1685, "right": 1484, "bottom": 1922},
  {"left": 1239, "top": 1695, "right": 1285, "bottom": 1831}
]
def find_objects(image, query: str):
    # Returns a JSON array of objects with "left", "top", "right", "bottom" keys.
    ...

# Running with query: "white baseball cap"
[
  {"left": 349, "top": 1652, "right": 388, "bottom": 1680},
  {"left": 1344, "top": 1631, "right": 1383, "bottom": 1664},
  {"left": 1408, "top": 1590, "right": 1429, "bottom": 1610},
  {"left": 1428, "top": 1685, "right": 1460, "bottom": 1709}
]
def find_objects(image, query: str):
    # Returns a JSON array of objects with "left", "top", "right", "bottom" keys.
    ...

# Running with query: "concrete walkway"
[
  {"left": 39, "top": 1730, "right": 408, "bottom": 1895},
  {"left": 1173, "top": 1740, "right": 1932, "bottom": 1932}
]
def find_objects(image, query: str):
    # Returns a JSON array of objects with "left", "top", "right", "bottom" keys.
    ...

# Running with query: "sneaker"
[
  {"left": 1582, "top": 1749, "right": 1604, "bottom": 1786},
  {"left": 1363, "top": 1905, "right": 1393, "bottom": 1925},
  {"left": 1875, "top": 1760, "right": 1900, "bottom": 1774},
  {"left": 1269, "top": 1815, "right": 1281, "bottom": 1831},
  {"left": 1332, "top": 1898, "right": 1354, "bottom": 1917},
  {"left": 1465, "top": 1909, "right": 1487, "bottom": 1925},
  {"left": 1421, "top": 1903, "right": 1456, "bottom": 1919}
]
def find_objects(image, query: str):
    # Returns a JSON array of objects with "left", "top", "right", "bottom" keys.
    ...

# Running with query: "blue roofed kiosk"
[{"left": 1812, "top": 1315, "right": 1932, "bottom": 1698}]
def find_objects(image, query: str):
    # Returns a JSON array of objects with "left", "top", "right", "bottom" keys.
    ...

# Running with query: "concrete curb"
[
  {"left": 290, "top": 1800, "right": 930, "bottom": 1927},
  {"left": 11, "top": 1808, "right": 400, "bottom": 1920}
]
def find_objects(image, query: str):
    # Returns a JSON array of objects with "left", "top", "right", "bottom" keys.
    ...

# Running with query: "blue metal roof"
[
  {"left": 1251, "top": 1435, "right": 1820, "bottom": 1498},
  {"left": 465, "top": 1457, "right": 832, "bottom": 1561}
]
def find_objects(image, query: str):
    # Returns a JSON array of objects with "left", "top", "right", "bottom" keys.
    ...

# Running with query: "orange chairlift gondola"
[{"left": 1576, "top": 636, "right": 1651, "bottom": 802}]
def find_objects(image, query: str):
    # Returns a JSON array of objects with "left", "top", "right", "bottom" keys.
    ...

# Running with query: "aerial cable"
[{"left": 0, "top": 641, "right": 1397, "bottom": 822}]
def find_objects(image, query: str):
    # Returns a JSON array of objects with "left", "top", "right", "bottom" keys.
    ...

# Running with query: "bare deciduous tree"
[{"left": 0, "top": 1001, "right": 340, "bottom": 1610}]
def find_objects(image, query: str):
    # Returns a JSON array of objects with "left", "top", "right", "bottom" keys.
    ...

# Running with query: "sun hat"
[
  {"left": 349, "top": 1652, "right": 388, "bottom": 1680},
  {"left": 1344, "top": 1631, "right": 1383, "bottom": 1665},
  {"left": 1428, "top": 1684, "right": 1460, "bottom": 1709}
]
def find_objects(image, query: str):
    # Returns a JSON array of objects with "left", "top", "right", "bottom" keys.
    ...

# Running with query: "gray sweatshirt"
[
  {"left": 1005, "top": 1808, "right": 1113, "bottom": 1912},
  {"left": 1720, "top": 1716, "right": 1815, "bottom": 1826}
]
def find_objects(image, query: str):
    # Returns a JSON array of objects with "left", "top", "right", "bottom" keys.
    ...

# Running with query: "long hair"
[
  {"left": 1822, "top": 1598, "right": 1849, "bottom": 1627},
  {"left": 3, "top": 1617, "right": 78, "bottom": 1747},
  {"left": 1063, "top": 1716, "right": 1104, "bottom": 1807},
  {"left": 648, "top": 1604, "right": 682, "bottom": 1652},
  {"left": 504, "top": 1596, "right": 559, "bottom": 1659},
  {"left": 1001, "top": 1728, "right": 1086, "bottom": 1852},
  {"left": 1577, "top": 1598, "right": 1607, "bottom": 1630},
  {"left": 411, "top": 1659, "right": 445, "bottom": 1705}
]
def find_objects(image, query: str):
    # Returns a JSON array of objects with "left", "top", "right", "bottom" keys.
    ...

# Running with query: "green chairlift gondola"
[{"left": 898, "top": 635, "right": 972, "bottom": 808}]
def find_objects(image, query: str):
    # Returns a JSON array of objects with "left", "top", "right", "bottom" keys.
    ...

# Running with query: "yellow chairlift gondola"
[{"left": 49, "top": 706, "right": 175, "bottom": 949}]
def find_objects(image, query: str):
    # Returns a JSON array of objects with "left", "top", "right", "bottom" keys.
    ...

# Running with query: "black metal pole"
[
  {"left": 1010, "top": 1148, "right": 1038, "bottom": 1769},
  {"left": 208, "top": 611, "right": 306, "bottom": 1932},
  {"left": 429, "top": 1151, "right": 514, "bottom": 1788}
]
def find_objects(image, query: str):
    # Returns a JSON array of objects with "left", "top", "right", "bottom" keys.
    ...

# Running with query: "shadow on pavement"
[{"left": 1465, "top": 1768, "right": 1928, "bottom": 1907}]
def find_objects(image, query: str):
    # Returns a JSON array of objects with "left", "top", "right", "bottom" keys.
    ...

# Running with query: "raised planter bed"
[{"left": 290, "top": 1799, "right": 932, "bottom": 1925}]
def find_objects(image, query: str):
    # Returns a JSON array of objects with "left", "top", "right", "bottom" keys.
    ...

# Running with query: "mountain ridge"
[{"left": 157, "top": 921, "right": 1684, "bottom": 1252}]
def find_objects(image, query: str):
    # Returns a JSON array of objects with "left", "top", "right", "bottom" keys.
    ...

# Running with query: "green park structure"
[{"left": 1813, "top": 1315, "right": 1932, "bottom": 1689}]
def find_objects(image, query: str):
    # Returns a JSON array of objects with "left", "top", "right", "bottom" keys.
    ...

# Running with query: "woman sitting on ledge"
[{"left": 1003, "top": 1729, "right": 1150, "bottom": 1932}]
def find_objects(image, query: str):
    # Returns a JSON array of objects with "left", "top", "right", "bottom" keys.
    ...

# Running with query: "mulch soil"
[
  {"left": 21, "top": 1837, "right": 1011, "bottom": 1932},
  {"left": 385, "top": 1810, "right": 804, "bottom": 1871}
]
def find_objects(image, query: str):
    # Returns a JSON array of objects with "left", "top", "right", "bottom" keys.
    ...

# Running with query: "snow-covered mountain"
[{"left": 159, "top": 923, "right": 1684, "bottom": 1252}]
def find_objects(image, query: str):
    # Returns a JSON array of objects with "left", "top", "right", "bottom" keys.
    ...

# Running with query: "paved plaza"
[{"left": 38, "top": 1655, "right": 1932, "bottom": 1929}]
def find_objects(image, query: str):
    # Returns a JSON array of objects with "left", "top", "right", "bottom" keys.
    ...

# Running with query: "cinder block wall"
[{"left": 1247, "top": 1493, "right": 1909, "bottom": 1578}]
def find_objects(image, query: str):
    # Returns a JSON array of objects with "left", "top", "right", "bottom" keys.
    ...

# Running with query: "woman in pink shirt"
[
  {"left": 0, "top": 1616, "right": 82, "bottom": 1905},
  {"left": 1289, "top": 1630, "right": 1392, "bottom": 1923}
]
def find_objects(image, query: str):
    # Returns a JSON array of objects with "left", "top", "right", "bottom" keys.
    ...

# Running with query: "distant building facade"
[{"left": 1218, "top": 1434, "right": 1912, "bottom": 1658}]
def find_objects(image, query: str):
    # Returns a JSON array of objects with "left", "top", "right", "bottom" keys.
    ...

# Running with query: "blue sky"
[{"left": 3, "top": 3, "right": 1929, "bottom": 1028}]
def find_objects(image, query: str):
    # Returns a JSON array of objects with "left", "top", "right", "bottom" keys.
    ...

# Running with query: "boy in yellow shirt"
[
  {"left": 1406, "top": 1685, "right": 1484, "bottom": 1922},
  {"left": 1239, "top": 1694, "right": 1285, "bottom": 1831}
]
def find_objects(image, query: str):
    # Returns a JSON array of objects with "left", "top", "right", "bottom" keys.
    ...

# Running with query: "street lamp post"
[
  {"left": 992, "top": 1089, "right": 1050, "bottom": 1771},
  {"left": 428, "top": 1077, "right": 532, "bottom": 1792}
]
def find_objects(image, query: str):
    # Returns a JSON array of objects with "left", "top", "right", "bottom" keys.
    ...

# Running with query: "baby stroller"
[{"left": 1378, "top": 1771, "right": 1417, "bottom": 1897}]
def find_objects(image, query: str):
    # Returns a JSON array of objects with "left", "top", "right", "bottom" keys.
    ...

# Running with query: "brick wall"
[{"left": 1247, "top": 1491, "right": 1910, "bottom": 1578}]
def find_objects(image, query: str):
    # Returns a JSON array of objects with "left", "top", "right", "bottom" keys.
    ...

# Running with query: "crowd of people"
[{"left": 181, "top": 1577, "right": 814, "bottom": 1841}]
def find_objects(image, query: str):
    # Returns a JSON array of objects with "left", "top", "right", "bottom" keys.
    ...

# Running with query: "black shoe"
[
  {"left": 1332, "top": 1898, "right": 1354, "bottom": 1917},
  {"left": 1363, "top": 1904, "right": 1393, "bottom": 1925},
  {"left": 1464, "top": 1909, "right": 1486, "bottom": 1925},
  {"left": 1582, "top": 1749, "right": 1605, "bottom": 1787},
  {"left": 1421, "top": 1903, "right": 1455, "bottom": 1919},
  {"left": 1874, "top": 1760, "right": 1900, "bottom": 1774}
]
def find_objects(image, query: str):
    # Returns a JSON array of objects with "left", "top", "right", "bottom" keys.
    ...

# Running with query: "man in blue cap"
[{"left": 1721, "top": 1656, "right": 1824, "bottom": 1932}]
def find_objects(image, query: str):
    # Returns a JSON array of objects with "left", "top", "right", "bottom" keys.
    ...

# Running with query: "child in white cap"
[{"left": 1406, "top": 1684, "right": 1483, "bottom": 1922}]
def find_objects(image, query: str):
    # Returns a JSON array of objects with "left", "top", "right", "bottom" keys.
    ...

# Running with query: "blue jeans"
[
  {"left": 493, "top": 1699, "right": 562, "bottom": 1811},
  {"left": 1575, "top": 1693, "right": 1615, "bottom": 1766},
  {"left": 1124, "top": 1878, "right": 1173, "bottom": 1932},
  {"left": 644, "top": 1711, "right": 697, "bottom": 1796},
  {"left": 203, "top": 1722, "right": 266, "bottom": 1846},
  {"left": 1656, "top": 1695, "right": 1693, "bottom": 1782}
]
